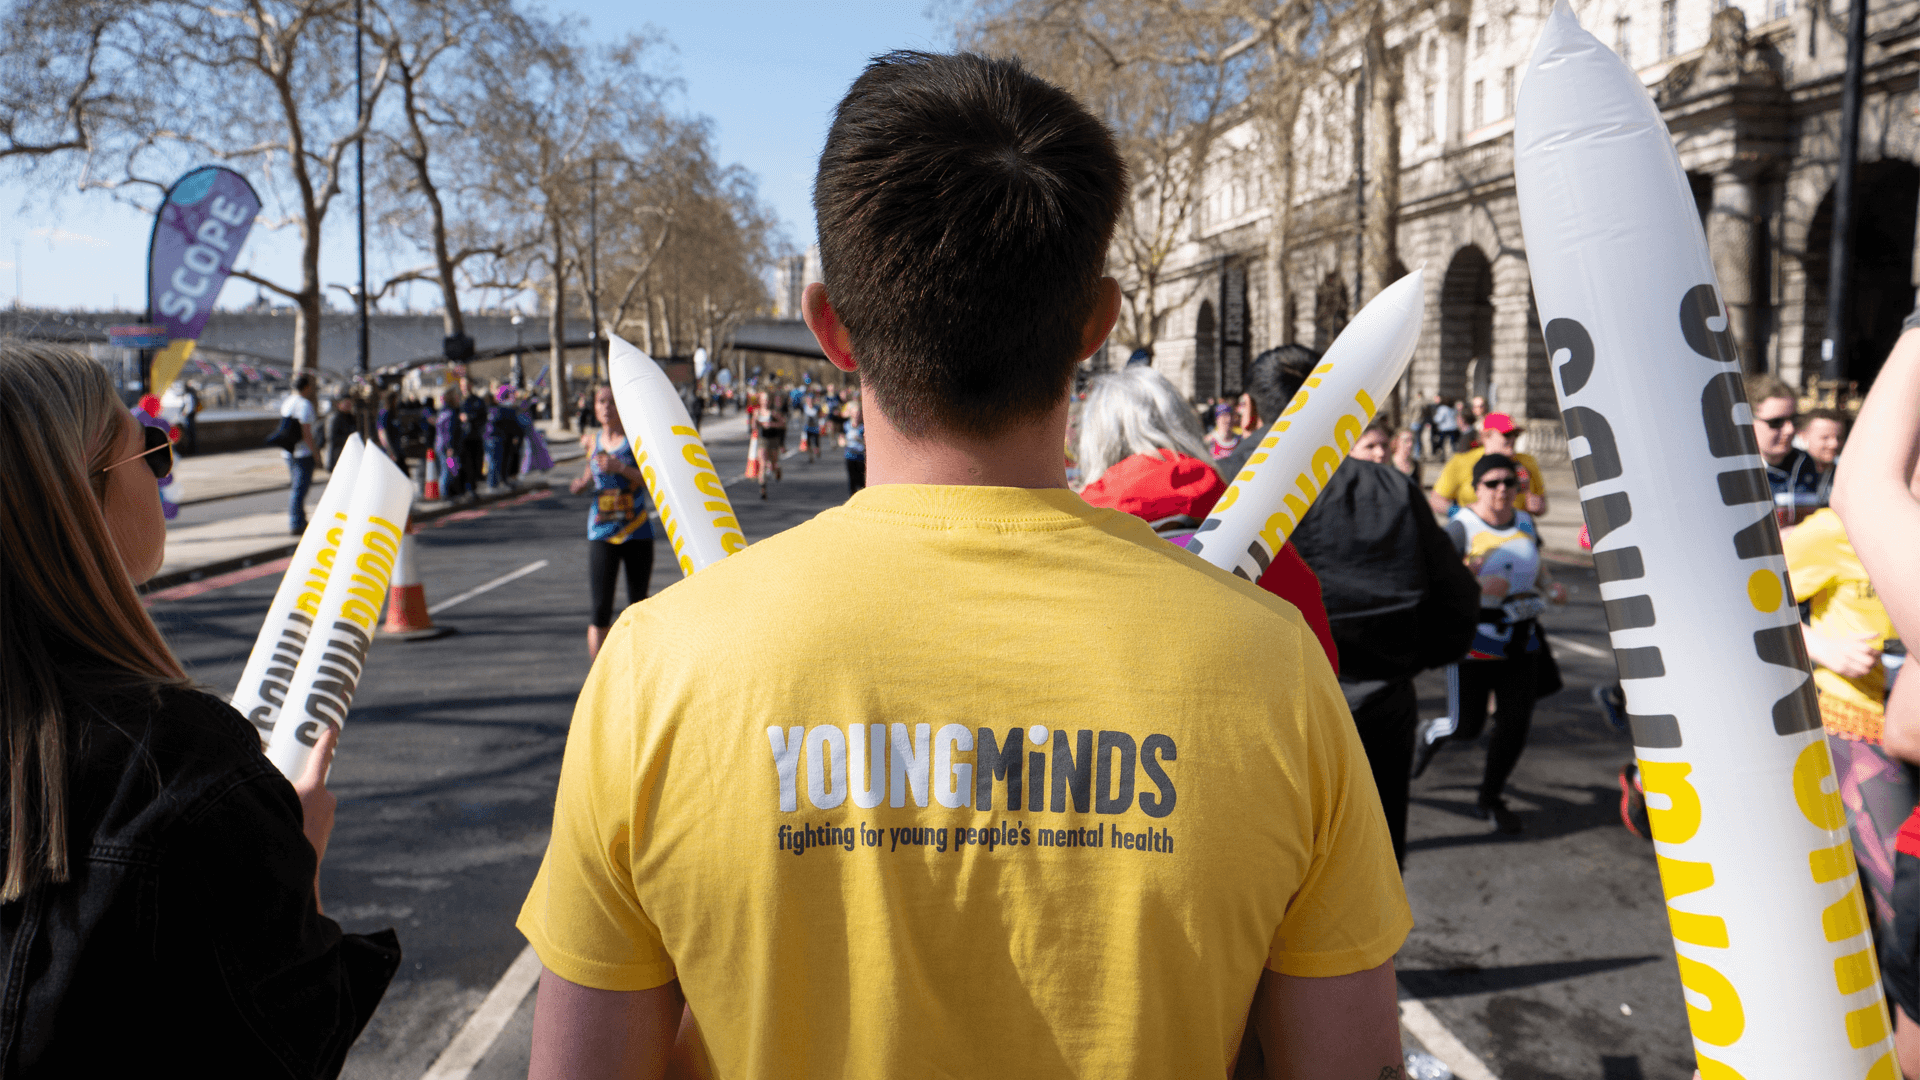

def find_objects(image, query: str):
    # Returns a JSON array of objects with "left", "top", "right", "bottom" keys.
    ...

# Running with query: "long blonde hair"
[{"left": 0, "top": 342, "right": 189, "bottom": 902}]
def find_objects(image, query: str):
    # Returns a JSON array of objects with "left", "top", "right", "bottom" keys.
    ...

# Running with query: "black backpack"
[{"left": 264, "top": 414, "right": 303, "bottom": 451}]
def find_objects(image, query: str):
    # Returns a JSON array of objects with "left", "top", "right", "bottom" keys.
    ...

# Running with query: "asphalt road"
[{"left": 148, "top": 409, "right": 1701, "bottom": 1080}]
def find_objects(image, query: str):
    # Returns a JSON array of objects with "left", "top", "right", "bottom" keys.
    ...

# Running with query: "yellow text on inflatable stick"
[
  {"left": 607, "top": 334, "right": 746, "bottom": 574},
  {"left": 265, "top": 449, "right": 413, "bottom": 780},
  {"left": 1187, "top": 269, "right": 1422, "bottom": 581},
  {"left": 230, "top": 436, "right": 367, "bottom": 739}
]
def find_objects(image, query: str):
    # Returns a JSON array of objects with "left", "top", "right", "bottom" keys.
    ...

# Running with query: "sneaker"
[
  {"left": 1479, "top": 797, "right": 1523, "bottom": 834},
  {"left": 1410, "top": 718, "right": 1445, "bottom": 779},
  {"left": 1592, "top": 683, "right": 1629, "bottom": 732},
  {"left": 1619, "top": 762, "right": 1652, "bottom": 840}
]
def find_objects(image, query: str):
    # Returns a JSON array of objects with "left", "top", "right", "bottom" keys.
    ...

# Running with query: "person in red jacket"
[{"left": 1077, "top": 365, "right": 1338, "bottom": 673}]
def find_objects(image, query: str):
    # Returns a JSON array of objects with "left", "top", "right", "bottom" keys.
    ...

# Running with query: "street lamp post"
[
  {"left": 588, "top": 159, "right": 602, "bottom": 382},
  {"left": 1821, "top": 0, "right": 1869, "bottom": 401},
  {"left": 355, "top": 0, "right": 369, "bottom": 376}
]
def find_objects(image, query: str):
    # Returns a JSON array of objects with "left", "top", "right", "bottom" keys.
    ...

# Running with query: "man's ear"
[
  {"left": 802, "top": 282, "right": 857, "bottom": 373},
  {"left": 1080, "top": 277, "right": 1122, "bottom": 362}
]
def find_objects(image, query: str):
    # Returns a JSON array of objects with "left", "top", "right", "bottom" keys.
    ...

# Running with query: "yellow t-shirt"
[
  {"left": 1786, "top": 508, "right": 1894, "bottom": 714},
  {"left": 518, "top": 484, "right": 1410, "bottom": 1078},
  {"left": 1433, "top": 448, "right": 1547, "bottom": 507}
]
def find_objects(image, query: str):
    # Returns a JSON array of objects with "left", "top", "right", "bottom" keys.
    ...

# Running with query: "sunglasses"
[
  {"left": 97, "top": 423, "right": 175, "bottom": 481},
  {"left": 1754, "top": 415, "right": 1794, "bottom": 430},
  {"left": 1478, "top": 476, "right": 1519, "bottom": 490}
]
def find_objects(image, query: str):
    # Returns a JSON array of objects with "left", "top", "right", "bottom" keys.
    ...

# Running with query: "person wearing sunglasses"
[
  {"left": 0, "top": 343, "right": 398, "bottom": 1074},
  {"left": 1746, "top": 373, "right": 1822, "bottom": 531},
  {"left": 1411, "top": 453, "right": 1567, "bottom": 834}
]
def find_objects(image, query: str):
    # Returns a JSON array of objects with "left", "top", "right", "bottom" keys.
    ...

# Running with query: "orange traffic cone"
[
  {"left": 423, "top": 448, "right": 442, "bottom": 500},
  {"left": 382, "top": 528, "right": 455, "bottom": 640}
]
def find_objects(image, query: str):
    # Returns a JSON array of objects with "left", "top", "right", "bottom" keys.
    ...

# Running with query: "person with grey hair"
[
  {"left": 1078, "top": 365, "right": 1338, "bottom": 668},
  {"left": 1076, "top": 365, "right": 1212, "bottom": 492}
]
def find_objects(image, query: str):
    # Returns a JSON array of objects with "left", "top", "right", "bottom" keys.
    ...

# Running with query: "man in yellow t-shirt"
[
  {"left": 1428, "top": 412, "right": 1548, "bottom": 517},
  {"left": 518, "top": 52, "right": 1411, "bottom": 1080},
  {"left": 1787, "top": 507, "right": 1896, "bottom": 737}
]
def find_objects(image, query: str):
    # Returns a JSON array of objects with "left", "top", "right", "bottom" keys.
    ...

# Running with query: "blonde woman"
[{"left": 0, "top": 343, "right": 397, "bottom": 1074}]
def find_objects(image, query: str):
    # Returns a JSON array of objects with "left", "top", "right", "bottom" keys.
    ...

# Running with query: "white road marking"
[
  {"left": 427, "top": 560, "right": 549, "bottom": 615},
  {"left": 1400, "top": 995, "right": 1501, "bottom": 1080},
  {"left": 419, "top": 944, "right": 543, "bottom": 1080},
  {"left": 1553, "top": 637, "right": 1611, "bottom": 660}
]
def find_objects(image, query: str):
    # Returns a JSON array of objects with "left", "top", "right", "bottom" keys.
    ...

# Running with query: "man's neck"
[{"left": 863, "top": 392, "right": 1069, "bottom": 489}]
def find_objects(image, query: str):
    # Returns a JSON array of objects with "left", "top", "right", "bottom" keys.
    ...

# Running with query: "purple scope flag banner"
[{"left": 145, "top": 166, "right": 261, "bottom": 391}]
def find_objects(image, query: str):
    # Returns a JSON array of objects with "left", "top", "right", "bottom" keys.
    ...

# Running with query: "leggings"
[
  {"left": 1440, "top": 654, "right": 1538, "bottom": 804},
  {"left": 1343, "top": 677, "right": 1417, "bottom": 869},
  {"left": 1829, "top": 734, "right": 1918, "bottom": 937},
  {"left": 588, "top": 537, "right": 654, "bottom": 628}
]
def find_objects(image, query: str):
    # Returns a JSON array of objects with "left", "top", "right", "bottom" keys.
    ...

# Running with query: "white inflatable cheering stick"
[
  {"left": 1187, "top": 268, "right": 1424, "bottom": 579},
  {"left": 606, "top": 333, "right": 746, "bottom": 575},
  {"left": 231, "top": 434, "right": 365, "bottom": 741},
  {"left": 265, "top": 449, "right": 413, "bottom": 779},
  {"left": 1516, "top": 4, "right": 1892, "bottom": 1076}
]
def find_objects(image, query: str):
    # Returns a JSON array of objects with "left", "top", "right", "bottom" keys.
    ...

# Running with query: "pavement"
[
  {"left": 150, "top": 420, "right": 591, "bottom": 591},
  {"left": 142, "top": 411, "right": 1695, "bottom": 1080}
]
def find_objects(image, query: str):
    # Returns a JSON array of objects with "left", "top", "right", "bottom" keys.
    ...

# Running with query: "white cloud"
[{"left": 29, "top": 226, "right": 109, "bottom": 249}]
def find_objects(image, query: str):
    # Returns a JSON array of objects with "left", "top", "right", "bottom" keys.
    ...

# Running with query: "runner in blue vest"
[{"left": 569, "top": 385, "right": 655, "bottom": 659}]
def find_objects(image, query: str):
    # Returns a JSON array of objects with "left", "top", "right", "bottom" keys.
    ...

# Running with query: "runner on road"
[
  {"left": 1428, "top": 412, "right": 1548, "bottom": 518},
  {"left": 569, "top": 385, "right": 655, "bottom": 660},
  {"left": 753, "top": 389, "right": 786, "bottom": 499},
  {"left": 1412, "top": 453, "right": 1568, "bottom": 834}
]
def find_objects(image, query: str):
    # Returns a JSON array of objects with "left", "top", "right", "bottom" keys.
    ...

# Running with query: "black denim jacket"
[{"left": 0, "top": 688, "right": 399, "bottom": 1078}]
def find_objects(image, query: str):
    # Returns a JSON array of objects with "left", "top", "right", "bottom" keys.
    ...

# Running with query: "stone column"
[
  {"left": 1706, "top": 169, "right": 1762, "bottom": 370},
  {"left": 1490, "top": 257, "right": 1536, "bottom": 418}
]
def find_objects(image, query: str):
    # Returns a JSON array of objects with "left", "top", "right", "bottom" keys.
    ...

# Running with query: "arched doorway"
[
  {"left": 1194, "top": 299, "right": 1217, "bottom": 401},
  {"left": 1314, "top": 273, "right": 1349, "bottom": 351},
  {"left": 1439, "top": 246, "right": 1493, "bottom": 402},
  {"left": 1687, "top": 171, "right": 1713, "bottom": 225},
  {"left": 1804, "top": 159, "right": 1920, "bottom": 390},
  {"left": 1525, "top": 290, "right": 1558, "bottom": 420}
]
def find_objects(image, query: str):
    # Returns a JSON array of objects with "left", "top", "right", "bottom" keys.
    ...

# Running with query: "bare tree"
[
  {"left": 360, "top": 0, "right": 525, "bottom": 342},
  {"left": 962, "top": 1, "right": 1256, "bottom": 358},
  {"left": 1, "top": 1, "right": 395, "bottom": 372},
  {"left": 0, "top": 2, "right": 123, "bottom": 162},
  {"left": 958, "top": 0, "right": 1407, "bottom": 370},
  {"left": 463, "top": 19, "right": 673, "bottom": 428}
]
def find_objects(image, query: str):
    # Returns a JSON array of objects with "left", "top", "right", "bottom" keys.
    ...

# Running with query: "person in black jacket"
[
  {"left": 324, "top": 393, "right": 358, "bottom": 473},
  {"left": 0, "top": 342, "right": 398, "bottom": 1077},
  {"left": 1228, "top": 345, "right": 1481, "bottom": 867}
]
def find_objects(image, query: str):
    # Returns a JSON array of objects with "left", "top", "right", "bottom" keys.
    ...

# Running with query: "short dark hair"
[
  {"left": 1246, "top": 345, "right": 1320, "bottom": 422},
  {"left": 293, "top": 372, "right": 316, "bottom": 393},
  {"left": 814, "top": 51, "right": 1127, "bottom": 438},
  {"left": 1801, "top": 407, "right": 1849, "bottom": 432},
  {"left": 1743, "top": 373, "right": 1795, "bottom": 408},
  {"left": 1362, "top": 418, "right": 1394, "bottom": 441},
  {"left": 1473, "top": 453, "right": 1519, "bottom": 485}
]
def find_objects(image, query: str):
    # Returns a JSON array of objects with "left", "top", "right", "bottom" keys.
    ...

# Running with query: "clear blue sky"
[{"left": 0, "top": 1, "right": 954, "bottom": 313}]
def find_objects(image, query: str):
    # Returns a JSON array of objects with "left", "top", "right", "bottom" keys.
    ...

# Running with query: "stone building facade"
[{"left": 1123, "top": 0, "right": 1920, "bottom": 463}]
